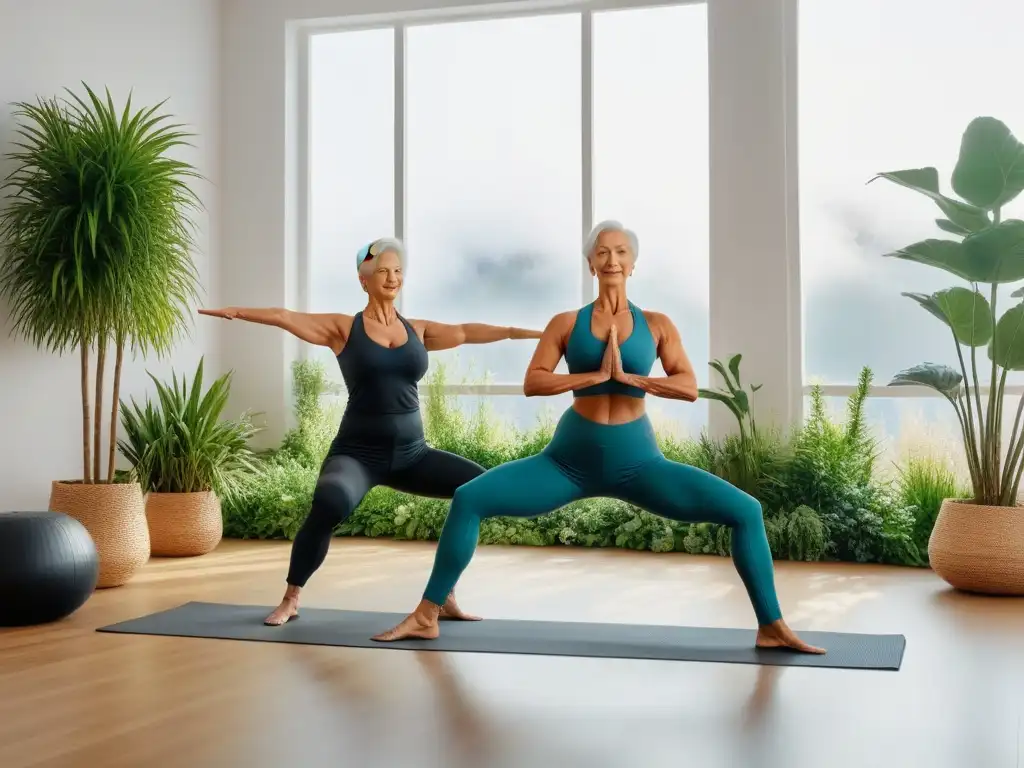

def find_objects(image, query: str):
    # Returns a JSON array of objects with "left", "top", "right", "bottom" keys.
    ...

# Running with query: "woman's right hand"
[
  {"left": 598, "top": 324, "right": 620, "bottom": 382},
  {"left": 198, "top": 307, "right": 240, "bottom": 320}
]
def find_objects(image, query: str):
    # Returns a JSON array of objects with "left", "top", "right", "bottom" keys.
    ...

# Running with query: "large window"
[
  {"left": 799, "top": 0, "right": 1024, "bottom": 390},
  {"left": 305, "top": 3, "right": 711, "bottom": 438},
  {"left": 404, "top": 14, "right": 582, "bottom": 385},
  {"left": 593, "top": 4, "right": 709, "bottom": 386},
  {"left": 307, "top": 29, "right": 395, "bottom": 376}
]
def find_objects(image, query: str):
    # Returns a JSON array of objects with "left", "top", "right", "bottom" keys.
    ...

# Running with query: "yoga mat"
[{"left": 97, "top": 601, "right": 905, "bottom": 670}]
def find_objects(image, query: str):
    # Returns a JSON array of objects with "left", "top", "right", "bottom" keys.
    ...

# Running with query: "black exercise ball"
[{"left": 0, "top": 510, "right": 99, "bottom": 627}]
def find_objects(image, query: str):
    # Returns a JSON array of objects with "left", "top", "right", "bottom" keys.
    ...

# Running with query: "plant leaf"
[
  {"left": 708, "top": 359, "right": 740, "bottom": 395},
  {"left": 902, "top": 292, "right": 949, "bottom": 325},
  {"left": 726, "top": 353, "right": 743, "bottom": 388},
  {"left": 905, "top": 287, "right": 993, "bottom": 347},
  {"left": 951, "top": 117, "right": 1024, "bottom": 210},
  {"left": 870, "top": 167, "right": 990, "bottom": 232},
  {"left": 697, "top": 388, "right": 744, "bottom": 423},
  {"left": 883, "top": 239, "right": 975, "bottom": 282},
  {"left": 889, "top": 363, "right": 964, "bottom": 397},
  {"left": 960, "top": 220, "right": 1024, "bottom": 284},
  {"left": 988, "top": 303, "right": 1024, "bottom": 371},
  {"left": 935, "top": 218, "right": 972, "bottom": 237}
]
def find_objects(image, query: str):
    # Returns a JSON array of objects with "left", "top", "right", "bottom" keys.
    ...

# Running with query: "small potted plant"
[
  {"left": 0, "top": 84, "right": 202, "bottom": 587},
  {"left": 875, "top": 116, "right": 1024, "bottom": 594},
  {"left": 118, "top": 358, "right": 261, "bottom": 557}
]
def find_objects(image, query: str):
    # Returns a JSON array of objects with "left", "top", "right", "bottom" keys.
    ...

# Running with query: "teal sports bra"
[{"left": 565, "top": 301, "right": 657, "bottom": 398}]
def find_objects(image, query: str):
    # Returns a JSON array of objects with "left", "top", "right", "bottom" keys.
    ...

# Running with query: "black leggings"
[{"left": 286, "top": 448, "right": 485, "bottom": 587}]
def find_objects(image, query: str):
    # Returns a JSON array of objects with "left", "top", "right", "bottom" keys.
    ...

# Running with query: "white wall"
[
  {"left": 220, "top": 0, "right": 800, "bottom": 445},
  {"left": 0, "top": 0, "right": 222, "bottom": 508}
]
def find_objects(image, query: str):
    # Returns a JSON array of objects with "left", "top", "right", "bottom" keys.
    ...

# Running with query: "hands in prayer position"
[{"left": 598, "top": 323, "right": 631, "bottom": 386}]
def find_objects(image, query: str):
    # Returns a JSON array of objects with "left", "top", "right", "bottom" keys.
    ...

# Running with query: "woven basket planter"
[
  {"left": 929, "top": 499, "right": 1024, "bottom": 595},
  {"left": 48, "top": 481, "right": 149, "bottom": 588},
  {"left": 146, "top": 491, "right": 222, "bottom": 557}
]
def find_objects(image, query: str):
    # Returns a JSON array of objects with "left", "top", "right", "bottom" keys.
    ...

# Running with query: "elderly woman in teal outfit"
[{"left": 373, "top": 221, "right": 825, "bottom": 654}]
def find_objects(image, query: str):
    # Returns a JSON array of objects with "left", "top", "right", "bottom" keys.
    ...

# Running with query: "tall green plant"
[
  {"left": 277, "top": 359, "right": 342, "bottom": 464},
  {"left": 0, "top": 84, "right": 202, "bottom": 484},
  {"left": 874, "top": 116, "right": 1024, "bottom": 506},
  {"left": 118, "top": 358, "right": 261, "bottom": 496},
  {"left": 698, "top": 353, "right": 762, "bottom": 443},
  {"left": 697, "top": 354, "right": 785, "bottom": 498},
  {"left": 895, "top": 455, "right": 970, "bottom": 556}
]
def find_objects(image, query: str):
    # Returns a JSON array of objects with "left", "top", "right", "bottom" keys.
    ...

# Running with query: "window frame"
[
  {"left": 793, "top": 0, "right": 1024, "bottom": 404},
  {"left": 296, "top": 0, "right": 708, "bottom": 397}
]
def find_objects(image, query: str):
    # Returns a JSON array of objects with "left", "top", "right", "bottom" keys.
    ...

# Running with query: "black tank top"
[{"left": 337, "top": 312, "right": 429, "bottom": 418}]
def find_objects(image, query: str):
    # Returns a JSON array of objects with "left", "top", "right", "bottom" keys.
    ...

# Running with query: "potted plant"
[
  {"left": 875, "top": 116, "right": 1024, "bottom": 594},
  {"left": 118, "top": 358, "right": 261, "bottom": 557},
  {"left": 0, "top": 84, "right": 202, "bottom": 586}
]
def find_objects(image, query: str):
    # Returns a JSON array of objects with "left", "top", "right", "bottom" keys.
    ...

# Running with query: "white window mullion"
[
  {"left": 295, "top": 29, "right": 313, "bottom": 364},
  {"left": 580, "top": 10, "right": 595, "bottom": 306},
  {"left": 394, "top": 24, "right": 407, "bottom": 315}
]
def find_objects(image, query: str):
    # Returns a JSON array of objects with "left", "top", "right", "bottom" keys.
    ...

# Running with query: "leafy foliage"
[
  {"left": 118, "top": 357, "right": 261, "bottom": 496},
  {"left": 896, "top": 455, "right": 971, "bottom": 559},
  {"left": 221, "top": 359, "right": 953, "bottom": 568},
  {"left": 770, "top": 370, "right": 921, "bottom": 565},
  {"left": 0, "top": 83, "right": 202, "bottom": 484},
  {"left": 765, "top": 506, "right": 827, "bottom": 562},
  {"left": 875, "top": 116, "right": 1024, "bottom": 505}
]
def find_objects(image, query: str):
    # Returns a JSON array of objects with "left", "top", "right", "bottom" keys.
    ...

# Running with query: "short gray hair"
[{"left": 583, "top": 220, "right": 639, "bottom": 262}]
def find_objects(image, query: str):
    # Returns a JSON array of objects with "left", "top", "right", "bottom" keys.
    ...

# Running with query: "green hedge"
[{"left": 222, "top": 361, "right": 968, "bottom": 567}]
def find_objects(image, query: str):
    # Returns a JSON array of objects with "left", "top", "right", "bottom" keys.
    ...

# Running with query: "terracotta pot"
[
  {"left": 929, "top": 499, "right": 1024, "bottom": 595},
  {"left": 146, "top": 491, "right": 222, "bottom": 557},
  {"left": 48, "top": 481, "right": 149, "bottom": 588}
]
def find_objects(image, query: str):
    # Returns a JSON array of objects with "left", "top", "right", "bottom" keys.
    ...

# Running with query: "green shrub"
[
  {"left": 895, "top": 455, "right": 969, "bottom": 559},
  {"left": 766, "top": 505, "right": 827, "bottom": 562},
  {"left": 221, "top": 360, "right": 340, "bottom": 537},
  {"left": 222, "top": 456, "right": 319, "bottom": 540},
  {"left": 118, "top": 358, "right": 261, "bottom": 497},
  {"left": 221, "top": 357, "right": 935, "bottom": 569},
  {"left": 770, "top": 369, "right": 921, "bottom": 566}
]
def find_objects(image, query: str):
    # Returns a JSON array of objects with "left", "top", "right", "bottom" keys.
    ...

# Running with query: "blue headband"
[{"left": 355, "top": 240, "right": 380, "bottom": 271}]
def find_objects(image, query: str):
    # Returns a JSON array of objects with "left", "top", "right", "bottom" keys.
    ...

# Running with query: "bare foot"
[
  {"left": 439, "top": 592, "right": 482, "bottom": 622},
  {"left": 264, "top": 595, "right": 300, "bottom": 626},
  {"left": 372, "top": 600, "right": 441, "bottom": 642},
  {"left": 756, "top": 619, "right": 826, "bottom": 654}
]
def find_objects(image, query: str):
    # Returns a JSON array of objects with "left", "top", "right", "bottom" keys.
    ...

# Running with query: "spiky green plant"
[
  {"left": 895, "top": 455, "right": 970, "bottom": 555},
  {"left": 118, "top": 358, "right": 261, "bottom": 496},
  {"left": 0, "top": 83, "right": 202, "bottom": 484}
]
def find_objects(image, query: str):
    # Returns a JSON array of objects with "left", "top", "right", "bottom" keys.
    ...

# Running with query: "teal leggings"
[{"left": 423, "top": 408, "right": 783, "bottom": 625}]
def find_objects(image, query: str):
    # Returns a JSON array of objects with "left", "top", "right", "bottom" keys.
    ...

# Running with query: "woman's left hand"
[{"left": 608, "top": 326, "right": 632, "bottom": 384}]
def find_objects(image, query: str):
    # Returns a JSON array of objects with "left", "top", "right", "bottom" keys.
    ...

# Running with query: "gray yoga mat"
[{"left": 97, "top": 601, "right": 905, "bottom": 670}]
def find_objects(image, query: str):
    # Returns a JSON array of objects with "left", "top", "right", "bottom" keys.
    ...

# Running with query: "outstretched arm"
[
  {"left": 410, "top": 320, "right": 542, "bottom": 352},
  {"left": 615, "top": 312, "right": 698, "bottom": 401},
  {"left": 198, "top": 307, "right": 349, "bottom": 354},
  {"left": 523, "top": 313, "right": 610, "bottom": 397}
]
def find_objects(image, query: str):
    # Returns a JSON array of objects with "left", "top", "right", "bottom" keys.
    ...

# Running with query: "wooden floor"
[{"left": 2, "top": 539, "right": 1023, "bottom": 768}]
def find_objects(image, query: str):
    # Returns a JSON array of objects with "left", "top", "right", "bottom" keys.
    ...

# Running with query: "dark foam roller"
[{"left": 97, "top": 601, "right": 905, "bottom": 670}]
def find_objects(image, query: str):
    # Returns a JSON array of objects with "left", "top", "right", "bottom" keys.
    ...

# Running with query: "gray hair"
[
  {"left": 583, "top": 220, "right": 639, "bottom": 262},
  {"left": 358, "top": 237, "right": 406, "bottom": 279}
]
